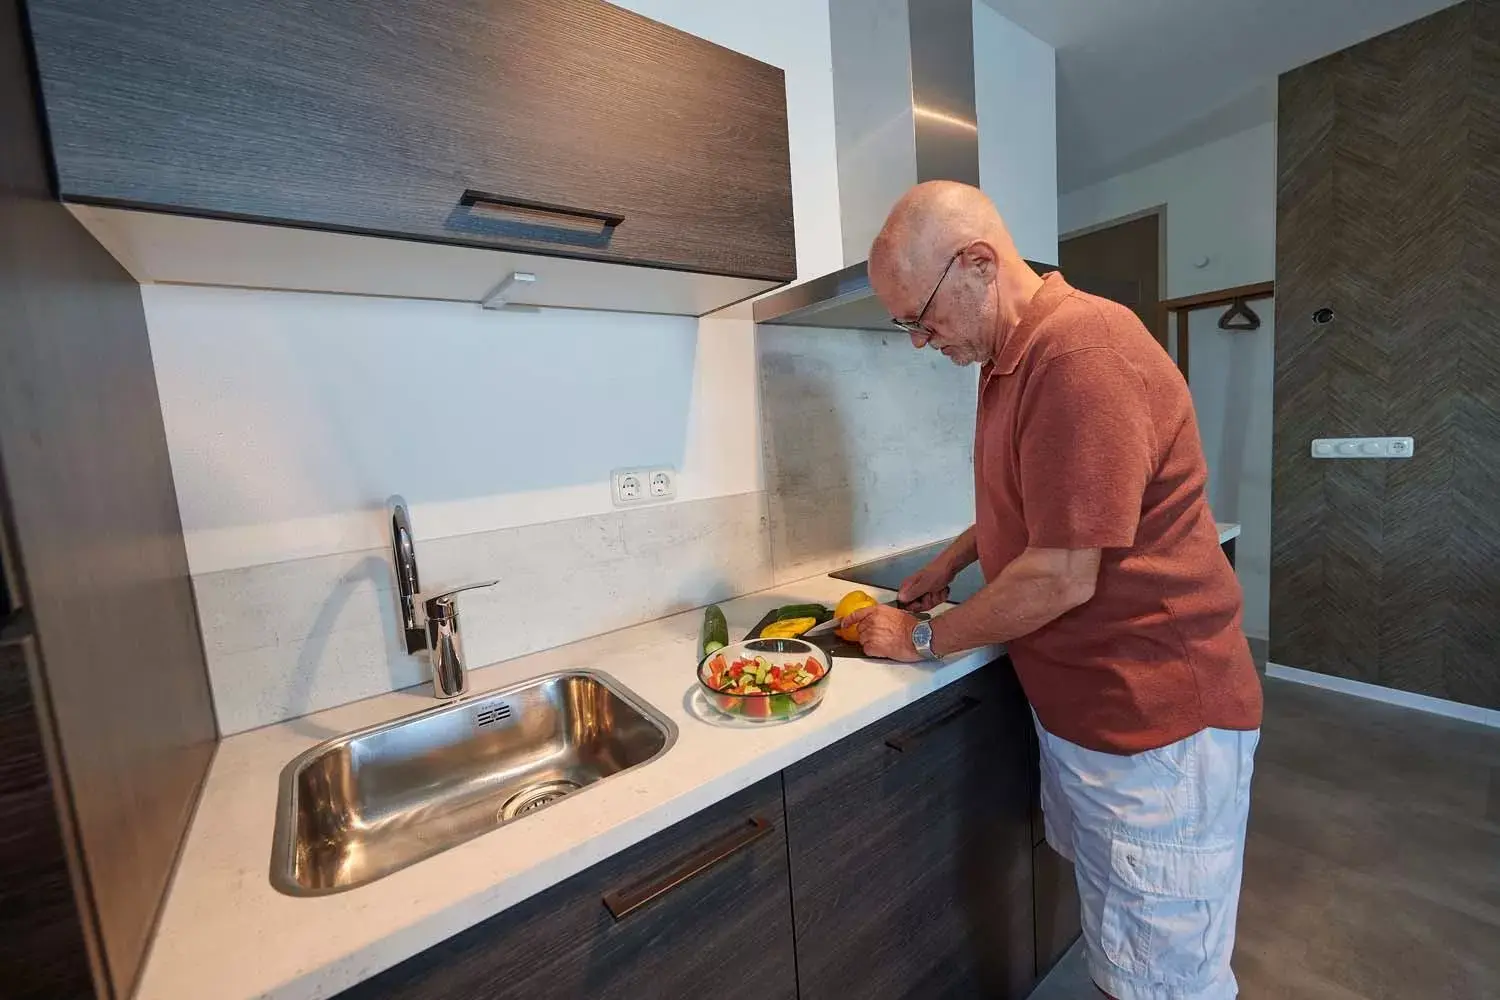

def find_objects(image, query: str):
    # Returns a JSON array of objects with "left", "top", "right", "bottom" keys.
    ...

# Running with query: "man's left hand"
[{"left": 840, "top": 605, "right": 923, "bottom": 662}]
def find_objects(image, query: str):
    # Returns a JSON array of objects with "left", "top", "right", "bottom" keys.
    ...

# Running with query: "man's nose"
[{"left": 910, "top": 330, "right": 930, "bottom": 349}]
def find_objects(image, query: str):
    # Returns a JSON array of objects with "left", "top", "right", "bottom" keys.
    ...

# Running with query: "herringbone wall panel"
[{"left": 1273, "top": 0, "right": 1500, "bottom": 709}]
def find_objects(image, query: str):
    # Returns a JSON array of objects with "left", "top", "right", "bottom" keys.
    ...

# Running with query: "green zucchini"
[
  {"left": 774, "top": 603, "right": 832, "bottom": 624},
  {"left": 700, "top": 604, "right": 728, "bottom": 658}
]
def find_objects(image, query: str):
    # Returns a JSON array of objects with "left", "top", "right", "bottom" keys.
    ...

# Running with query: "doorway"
[{"left": 1058, "top": 209, "right": 1167, "bottom": 350}]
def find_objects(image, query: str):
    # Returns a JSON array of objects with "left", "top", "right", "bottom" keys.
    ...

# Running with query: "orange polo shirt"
[{"left": 976, "top": 272, "right": 1262, "bottom": 754}]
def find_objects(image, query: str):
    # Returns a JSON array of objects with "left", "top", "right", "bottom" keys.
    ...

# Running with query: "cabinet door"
[
  {"left": 784, "top": 662, "right": 1036, "bottom": 1000},
  {"left": 27, "top": 0, "right": 795, "bottom": 282},
  {"left": 0, "top": 636, "right": 97, "bottom": 999},
  {"left": 339, "top": 775, "right": 796, "bottom": 1000}
]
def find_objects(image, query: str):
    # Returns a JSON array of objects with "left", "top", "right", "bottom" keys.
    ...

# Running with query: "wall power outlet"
[{"left": 612, "top": 466, "right": 676, "bottom": 506}]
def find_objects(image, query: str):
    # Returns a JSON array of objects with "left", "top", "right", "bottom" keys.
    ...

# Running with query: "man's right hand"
[{"left": 898, "top": 558, "right": 955, "bottom": 612}]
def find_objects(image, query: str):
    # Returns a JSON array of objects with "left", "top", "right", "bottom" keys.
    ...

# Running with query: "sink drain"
[{"left": 500, "top": 780, "right": 582, "bottom": 821}]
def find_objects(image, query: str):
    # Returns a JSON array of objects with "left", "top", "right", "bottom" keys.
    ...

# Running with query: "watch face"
[{"left": 913, "top": 620, "right": 933, "bottom": 649}]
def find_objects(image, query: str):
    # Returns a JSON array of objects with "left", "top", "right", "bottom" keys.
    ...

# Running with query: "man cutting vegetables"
[{"left": 842, "top": 180, "right": 1263, "bottom": 1000}]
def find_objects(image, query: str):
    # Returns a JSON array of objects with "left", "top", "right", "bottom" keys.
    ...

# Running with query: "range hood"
[{"left": 754, "top": 0, "right": 1050, "bottom": 331}]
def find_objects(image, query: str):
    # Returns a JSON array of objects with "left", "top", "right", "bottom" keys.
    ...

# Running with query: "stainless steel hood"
[{"left": 756, "top": 0, "right": 1037, "bottom": 331}]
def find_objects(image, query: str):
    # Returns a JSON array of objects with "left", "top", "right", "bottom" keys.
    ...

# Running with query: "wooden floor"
[{"left": 1030, "top": 676, "right": 1500, "bottom": 999}]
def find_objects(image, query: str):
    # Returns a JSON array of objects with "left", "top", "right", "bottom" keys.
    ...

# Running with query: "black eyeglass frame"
[{"left": 890, "top": 245, "right": 969, "bottom": 336}]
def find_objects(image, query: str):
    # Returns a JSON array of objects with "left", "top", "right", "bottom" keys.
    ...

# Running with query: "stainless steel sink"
[{"left": 270, "top": 670, "right": 676, "bottom": 896}]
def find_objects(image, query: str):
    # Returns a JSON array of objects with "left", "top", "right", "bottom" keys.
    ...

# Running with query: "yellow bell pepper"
[{"left": 761, "top": 616, "right": 817, "bottom": 639}]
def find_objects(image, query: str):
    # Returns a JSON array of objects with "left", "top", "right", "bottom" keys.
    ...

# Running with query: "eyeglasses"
[{"left": 890, "top": 247, "right": 965, "bottom": 337}]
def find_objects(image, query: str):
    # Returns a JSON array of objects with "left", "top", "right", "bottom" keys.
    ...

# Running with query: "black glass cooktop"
[{"left": 829, "top": 537, "right": 987, "bottom": 604}]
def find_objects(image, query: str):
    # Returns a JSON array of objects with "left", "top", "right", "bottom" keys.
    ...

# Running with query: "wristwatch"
[{"left": 911, "top": 619, "right": 937, "bottom": 660}]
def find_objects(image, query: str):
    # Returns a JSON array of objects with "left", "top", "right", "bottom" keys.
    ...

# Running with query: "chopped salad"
[{"left": 702, "top": 652, "right": 825, "bottom": 696}]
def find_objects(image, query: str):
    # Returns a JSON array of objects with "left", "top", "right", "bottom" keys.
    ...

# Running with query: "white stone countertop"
[
  {"left": 136, "top": 572, "right": 1001, "bottom": 1000},
  {"left": 1217, "top": 522, "right": 1241, "bottom": 544}
]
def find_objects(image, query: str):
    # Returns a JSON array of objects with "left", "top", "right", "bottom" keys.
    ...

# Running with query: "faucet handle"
[{"left": 422, "top": 580, "right": 499, "bottom": 621}]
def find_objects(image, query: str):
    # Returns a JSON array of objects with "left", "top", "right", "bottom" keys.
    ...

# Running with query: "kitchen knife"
[{"left": 801, "top": 598, "right": 927, "bottom": 638}]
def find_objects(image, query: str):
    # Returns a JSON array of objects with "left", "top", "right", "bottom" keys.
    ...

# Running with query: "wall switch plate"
[
  {"left": 648, "top": 467, "right": 676, "bottom": 499},
  {"left": 611, "top": 469, "right": 647, "bottom": 506},
  {"left": 1311, "top": 436, "right": 1415, "bottom": 459}
]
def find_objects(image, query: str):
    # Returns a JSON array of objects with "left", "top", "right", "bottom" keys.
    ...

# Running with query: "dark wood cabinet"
[
  {"left": 782, "top": 662, "right": 1037, "bottom": 1000},
  {"left": 0, "top": 635, "right": 96, "bottom": 1000},
  {"left": 340, "top": 775, "right": 797, "bottom": 1000},
  {"left": 26, "top": 0, "right": 796, "bottom": 286}
]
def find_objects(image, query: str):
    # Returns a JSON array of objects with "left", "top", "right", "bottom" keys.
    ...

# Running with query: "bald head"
[
  {"left": 868, "top": 181, "right": 1020, "bottom": 299},
  {"left": 867, "top": 181, "right": 1045, "bottom": 367}
]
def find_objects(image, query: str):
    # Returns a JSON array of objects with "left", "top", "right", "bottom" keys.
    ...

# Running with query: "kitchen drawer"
[
  {"left": 338, "top": 775, "right": 796, "bottom": 1000},
  {"left": 783, "top": 661, "right": 1036, "bottom": 999},
  {"left": 27, "top": 0, "right": 796, "bottom": 284}
]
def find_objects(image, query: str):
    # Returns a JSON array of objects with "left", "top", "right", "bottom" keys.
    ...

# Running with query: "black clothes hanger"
[{"left": 1218, "top": 298, "right": 1261, "bottom": 331}]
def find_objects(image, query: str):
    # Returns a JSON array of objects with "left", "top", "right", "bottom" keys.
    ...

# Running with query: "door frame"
[{"left": 1059, "top": 204, "right": 1174, "bottom": 370}]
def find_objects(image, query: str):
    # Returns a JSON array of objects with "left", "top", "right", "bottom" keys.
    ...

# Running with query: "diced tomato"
[
  {"left": 741, "top": 697, "right": 772, "bottom": 719},
  {"left": 730, "top": 662, "right": 744, "bottom": 679},
  {"left": 806, "top": 662, "right": 824, "bottom": 678}
]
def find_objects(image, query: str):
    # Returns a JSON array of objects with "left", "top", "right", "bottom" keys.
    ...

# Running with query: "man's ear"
[{"left": 964, "top": 241, "right": 999, "bottom": 277}]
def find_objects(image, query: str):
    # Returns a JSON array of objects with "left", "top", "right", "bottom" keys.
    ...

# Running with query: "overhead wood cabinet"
[{"left": 24, "top": 0, "right": 797, "bottom": 314}]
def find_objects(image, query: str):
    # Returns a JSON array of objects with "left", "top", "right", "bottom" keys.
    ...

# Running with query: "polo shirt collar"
[{"left": 989, "top": 271, "right": 1073, "bottom": 376}]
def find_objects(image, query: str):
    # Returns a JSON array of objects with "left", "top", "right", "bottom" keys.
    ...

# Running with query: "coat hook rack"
[
  {"left": 1157, "top": 280, "right": 1274, "bottom": 384},
  {"left": 1217, "top": 298, "right": 1261, "bottom": 331}
]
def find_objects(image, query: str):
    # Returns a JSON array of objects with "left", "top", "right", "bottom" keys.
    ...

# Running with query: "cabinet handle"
[
  {"left": 602, "top": 817, "right": 772, "bottom": 921},
  {"left": 885, "top": 696, "right": 982, "bottom": 753},
  {"left": 459, "top": 190, "right": 625, "bottom": 229}
]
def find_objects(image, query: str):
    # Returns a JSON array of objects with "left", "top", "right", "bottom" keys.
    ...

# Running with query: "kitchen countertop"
[
  {"left": 832, "top": 522, "right": 1243, "bottom": 603},
  {"left": 135, "top": 572, "right": 1001, "bottom": 1000}
]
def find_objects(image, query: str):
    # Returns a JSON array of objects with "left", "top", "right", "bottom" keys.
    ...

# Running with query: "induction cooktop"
[{"left": 829, "top": 538, "right": 987, "bottom": 604}]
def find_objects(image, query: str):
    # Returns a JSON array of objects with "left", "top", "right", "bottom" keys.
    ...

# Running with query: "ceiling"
[{"left": 980, "top": 0, "right": 1464, "bottom": 192}]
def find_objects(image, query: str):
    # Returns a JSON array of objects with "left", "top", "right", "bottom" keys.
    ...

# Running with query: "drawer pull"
[
  {"left": 602, "top": 817, "right": 771, "bottom": 921},
  {"left": 459, "top": 189, "right": 624, "bottom": 230},
  {"left": 885, "top": 696, "right": 981, "bottom": 753}
]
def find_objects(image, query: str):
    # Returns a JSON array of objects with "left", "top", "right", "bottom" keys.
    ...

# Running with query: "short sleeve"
[{"left": 1018, "top": 349, "right": 1155, "bottom": 549}]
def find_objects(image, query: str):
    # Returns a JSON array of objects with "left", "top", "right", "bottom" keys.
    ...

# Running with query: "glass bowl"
[{"left": 697, "top": 638, "right": 832, "bottom": 723}]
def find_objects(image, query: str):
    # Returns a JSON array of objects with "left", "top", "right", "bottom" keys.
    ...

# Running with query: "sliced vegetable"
[{"left": 761, "top": 616, "right": 818, "bottom": 639}]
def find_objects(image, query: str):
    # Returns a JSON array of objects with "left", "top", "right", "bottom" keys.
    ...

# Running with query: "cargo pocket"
[{"left": 1101, "top": 836, "right": 1239, "bottom": 989}]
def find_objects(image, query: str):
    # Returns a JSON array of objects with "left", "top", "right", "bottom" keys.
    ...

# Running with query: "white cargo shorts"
[{"left": 1034, "top": 715, "right": 1259, "bottom": 1000}]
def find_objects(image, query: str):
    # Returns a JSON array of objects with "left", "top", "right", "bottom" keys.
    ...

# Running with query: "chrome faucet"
[{"left": 388, "top": 496, "right": 497, "bottom": 699}]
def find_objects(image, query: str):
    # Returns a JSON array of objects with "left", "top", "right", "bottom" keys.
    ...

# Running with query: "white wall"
[
  {"left": 974, "top": 3, "right": 1058, "bottom": 264},
  {"left": 1060, "top": 123, "right": 1275, "bottom": 299},
  {"left": 1058, "top": 122, "right": 1276, "bottom": 639}
]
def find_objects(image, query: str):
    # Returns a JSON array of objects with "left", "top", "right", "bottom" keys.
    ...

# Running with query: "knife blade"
[{"left": 800, "top": 598, "right": 927, "bottom": 638}]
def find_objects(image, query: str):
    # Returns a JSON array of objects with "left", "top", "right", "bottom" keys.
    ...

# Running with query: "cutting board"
[
  {"left": 745, "top": 602, "right": 929, "bottom": 659},
  {"left": 745, "top": 608, "right": 864, "bottom": 658}
]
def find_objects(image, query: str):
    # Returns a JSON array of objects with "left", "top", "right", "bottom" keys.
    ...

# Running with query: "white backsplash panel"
[
  {"left": 758, "top": 324, "right": 978, "bottom": 583},
  {"left": 197, "top": 492, "right": 770, "bottom": 734}
]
